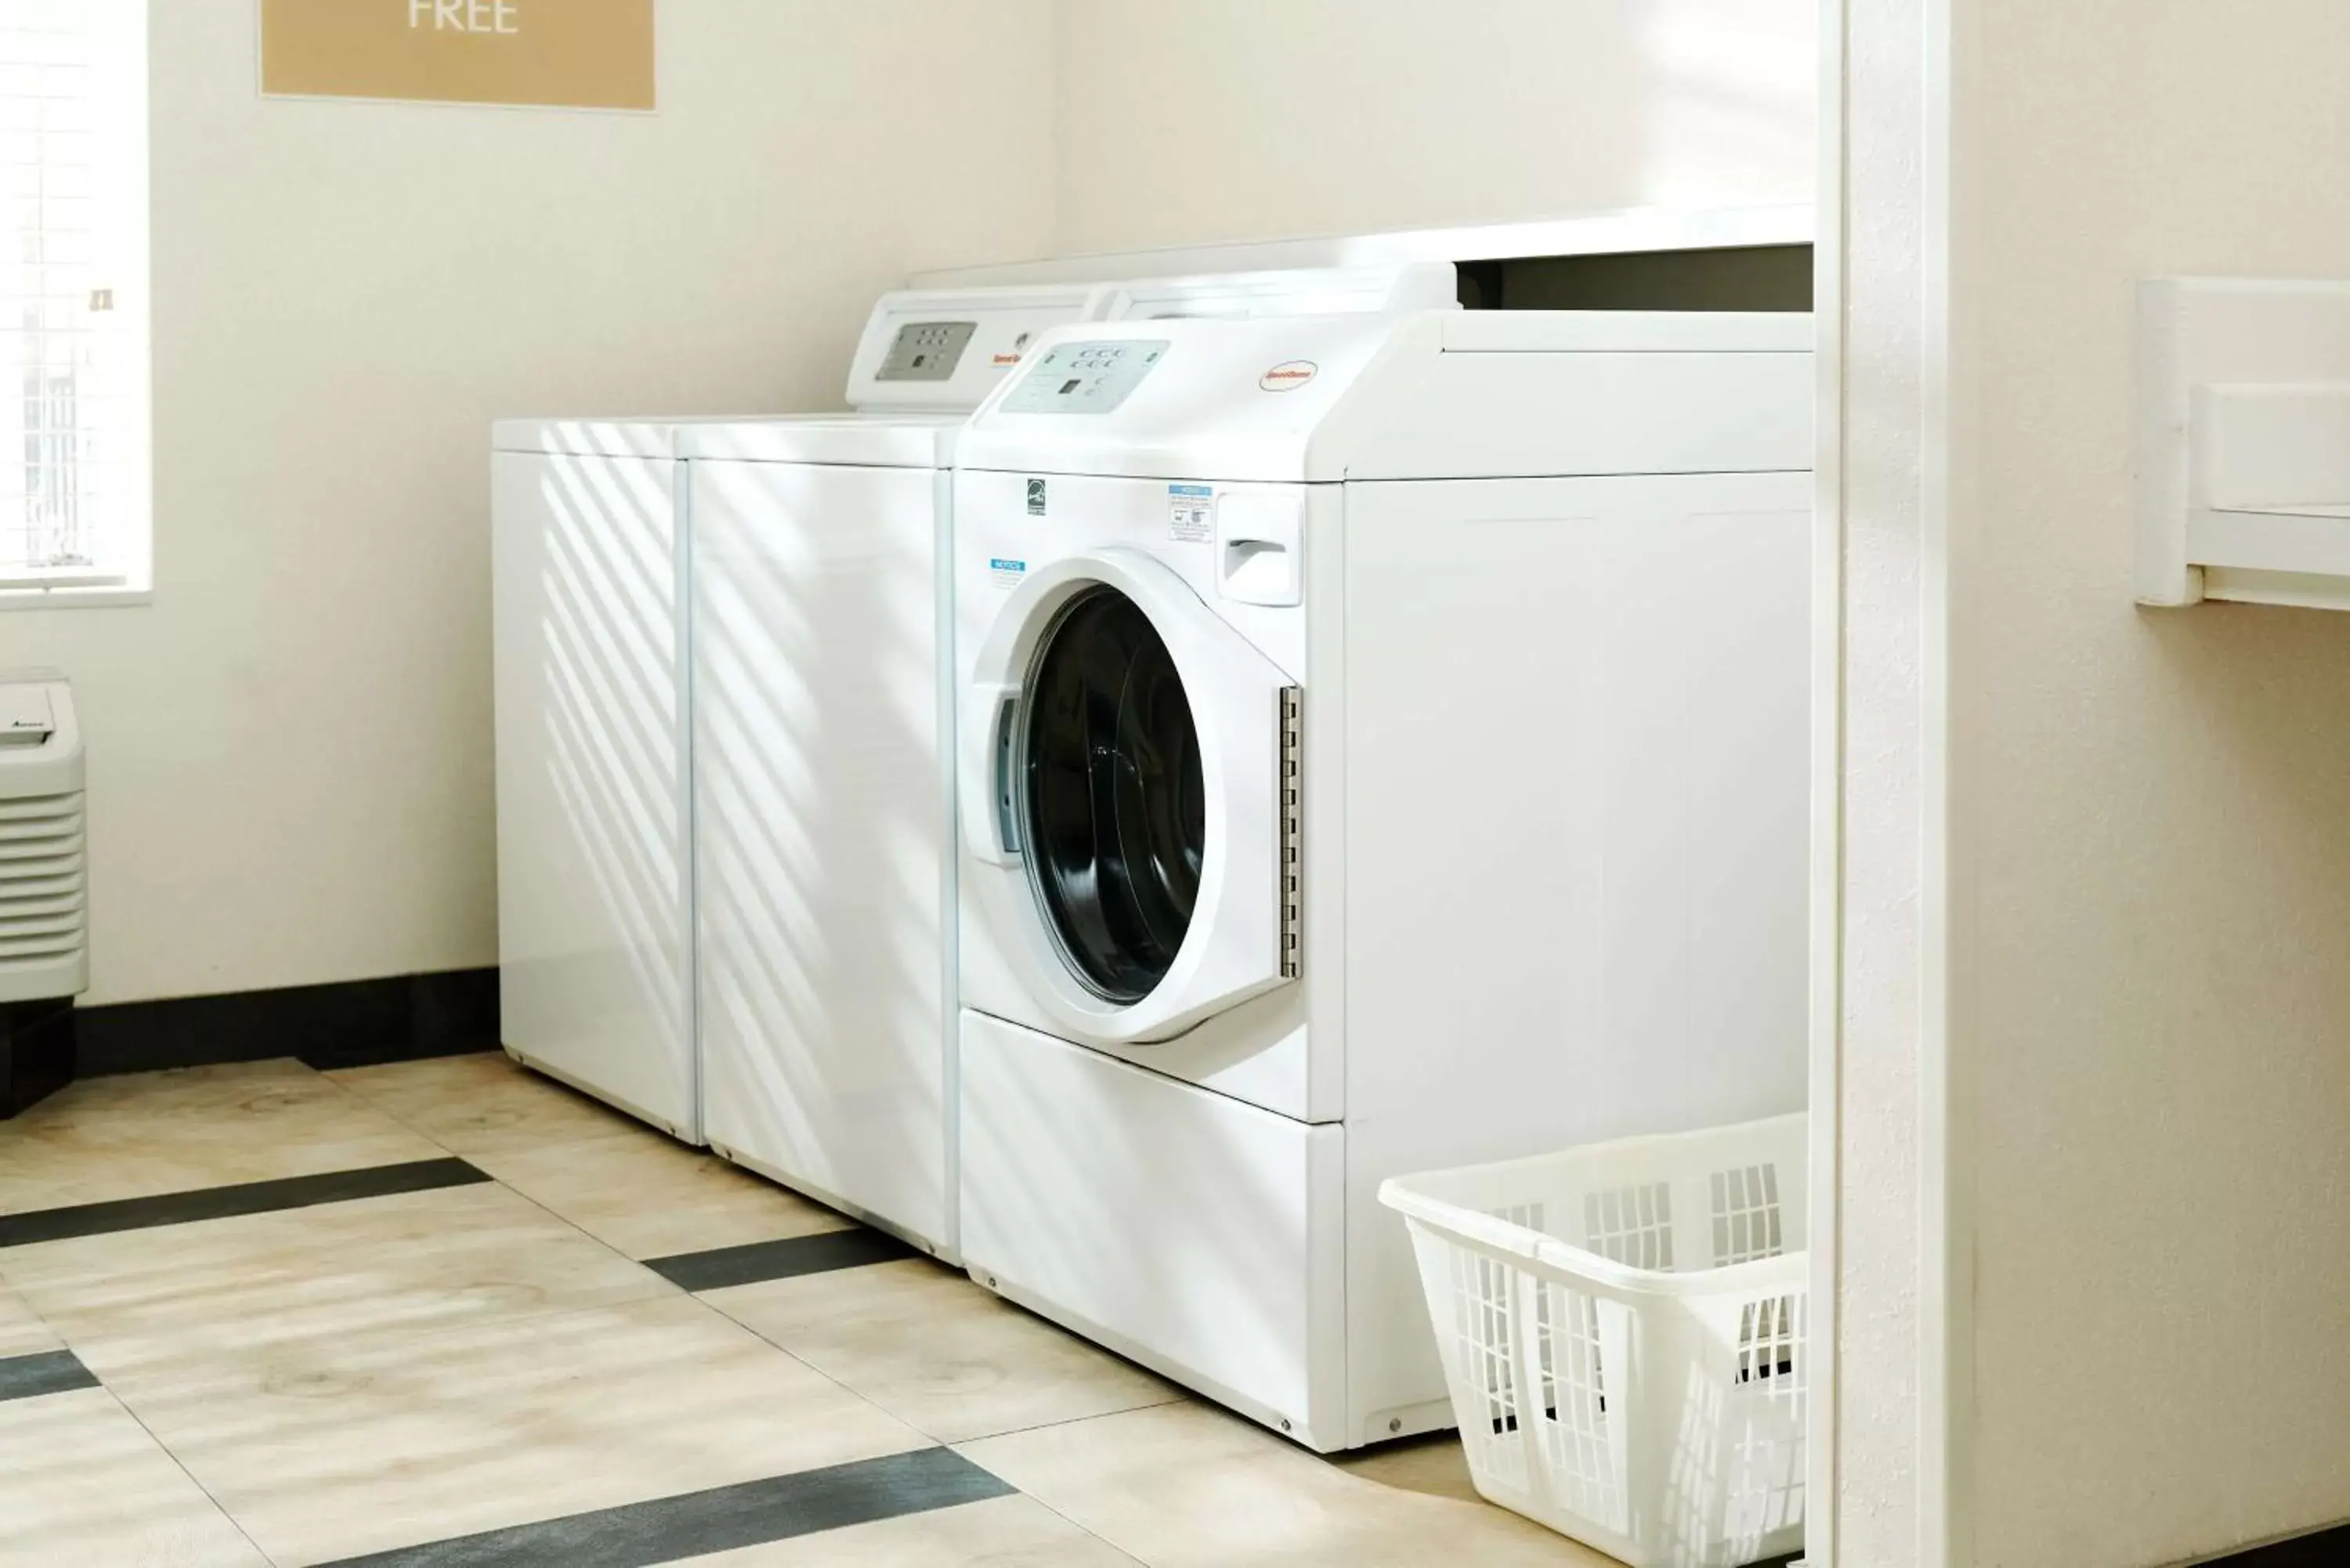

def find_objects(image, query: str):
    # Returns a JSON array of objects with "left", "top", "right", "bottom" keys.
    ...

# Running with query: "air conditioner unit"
[{"left": 0, "top": 670, "right": 85, "bottom": 1117}]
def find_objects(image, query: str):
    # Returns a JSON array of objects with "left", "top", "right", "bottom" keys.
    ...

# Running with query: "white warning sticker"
[{"left": 1169, "top": 484, "right": 1214, "bottom": 543}]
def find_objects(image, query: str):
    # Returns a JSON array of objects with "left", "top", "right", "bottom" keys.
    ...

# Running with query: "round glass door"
[{"left": 1021, "top": 586, "right": 1206, "bottom": 1003}]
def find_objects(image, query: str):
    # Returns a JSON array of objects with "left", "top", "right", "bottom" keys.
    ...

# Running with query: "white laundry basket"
[{"left": 1380, "top": 1115, "right": 1807, "bottom": 1568}]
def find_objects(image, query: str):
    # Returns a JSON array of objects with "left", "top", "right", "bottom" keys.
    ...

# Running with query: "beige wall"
[
  {"left": 1953, "top": 2, "right": 2350, "bottom": 1563},
  {"left": 1053, "top": 0, "right": 1814, "bottom": 254},
  {"left": 0, "top": 0, "right": 1057, "bottom": 1005}
]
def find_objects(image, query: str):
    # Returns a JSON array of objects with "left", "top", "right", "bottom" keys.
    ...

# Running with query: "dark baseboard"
[
  {"left": 0, "top": 997, "right": 76, "bottom": 1117},
  {"left": 74, "top": 968, "right": 501, "bottom": 1078},
  {"left": 2217, "top": 1523, "right": 2350, "bottom": 1564}
]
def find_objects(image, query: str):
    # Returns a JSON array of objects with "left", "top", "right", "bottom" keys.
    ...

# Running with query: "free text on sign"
[
  {"left": 260, "top": 0, "right": 656, "bottom": 110},
  {"left": 407, "top": 2, "right": 520, "bottom": 34}
]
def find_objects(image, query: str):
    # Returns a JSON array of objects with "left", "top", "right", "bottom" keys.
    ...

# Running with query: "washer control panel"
[
  {"left": 1003, "top": 340, "right": 1170, "bottom": 414},
  {"left": 876, "top": 320, "right": 978, "bottom": 382}
]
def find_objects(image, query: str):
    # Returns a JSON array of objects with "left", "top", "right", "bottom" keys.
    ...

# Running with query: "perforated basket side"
[
  {"left": 1401, "top": 1220, "right": 1645, "bottom": 1561},
  {"left": 1666, "top": 1281, "right": 1807, "bottom": 1563},
  {"left": 1384, "top": 1113, "right": 1810, "bottom": 1567}
]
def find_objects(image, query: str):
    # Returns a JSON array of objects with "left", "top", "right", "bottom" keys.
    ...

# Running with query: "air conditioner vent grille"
[{"left": 0, "top": 678, "right": 88, "bottom": 1003}]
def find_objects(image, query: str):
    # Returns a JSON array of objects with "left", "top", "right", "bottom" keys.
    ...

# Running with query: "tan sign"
[{"left": 261, "top": 0, "right": 656, "bottom": 110}]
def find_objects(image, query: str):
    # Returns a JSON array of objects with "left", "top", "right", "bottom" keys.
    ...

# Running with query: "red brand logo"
[{"left": 1260, "top": 360, "right": 1318, "bottom": 392}]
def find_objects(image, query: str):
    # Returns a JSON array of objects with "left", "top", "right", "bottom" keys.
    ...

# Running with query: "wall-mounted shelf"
[{"left": 2139, "top": 279, "right": 2350, "bottom": 610}]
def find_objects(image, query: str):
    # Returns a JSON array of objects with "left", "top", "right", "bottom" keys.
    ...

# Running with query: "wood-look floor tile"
[
  {"left": 327, "top": 1052, "right": 645, "bottom": 1158},
  {"left": 117, "top": 1293, "right": 933, "bottom": 1568},
  {"left": 0, "top": 1060, "right": 441, "bottom": 1215},
  {"left": 1326, "top": 1430, "right": 1491, "bottom": 1505},
  {"left": 0, "top": 1180, "right": 669, "bottom": 1389},
  {"left": 0, "top": 1283, "right": 58, "bottom": 1360},
  {"left": 472, "top": 1131, "right": 851, "bottom": 1259},
  {"left": 705, "top": 1259, "right": 1178, "bottom": 1445},
  {"left": 0, "top": 1387, "right": 268, "bottom": 1567},
  {"left": 959, "top": 1402, "right": 1612, "bottom": 1568},
  {"left": 677, "top": 1492, "right": 1142, "bottom": 1566}
]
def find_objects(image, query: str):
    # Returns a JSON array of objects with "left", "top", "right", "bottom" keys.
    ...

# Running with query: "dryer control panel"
[
  {"left": 845, "top": 284, "right": 1106, "bottom": 412},
  {"left": 1003, "top": 339, "right": 1170, "bottom": 414},
  {"left": 874, "top": 320, "right": 979, "bottom": 382}
]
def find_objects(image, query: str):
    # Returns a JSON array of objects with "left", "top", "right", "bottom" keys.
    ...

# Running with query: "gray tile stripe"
[
  {"left": 644, "top": 1227, "right": 916, "bottom": 1293},
  {"left": 0, "top": 1158, "right": 493, "bottom": 1248},
  {"left": 0, "top": 1348, "right": 99, "bottom": 1403},
  {"left": 313, "top": 1446, "right": 1015, "bottom": 1568}
]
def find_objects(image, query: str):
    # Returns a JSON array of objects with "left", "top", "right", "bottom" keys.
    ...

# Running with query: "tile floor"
[{"left": 0, "top": 1053, "right": 1620, "bottom": 1567}]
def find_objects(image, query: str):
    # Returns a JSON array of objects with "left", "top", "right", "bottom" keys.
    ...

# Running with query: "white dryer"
[
  {"left": 952, "top": 310, "right": 1816, "bottom": 1450},
  {"left": 491, "top": 286, "right": 1103, "bottom": 1146},
  {"left": 685, "top": 266, "right": 1460, "bottom": 1256}
]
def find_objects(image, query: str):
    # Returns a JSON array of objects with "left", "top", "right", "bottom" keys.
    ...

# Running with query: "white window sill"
[{"left": 0, "top": 585, "right": 153, "bottom": 611}]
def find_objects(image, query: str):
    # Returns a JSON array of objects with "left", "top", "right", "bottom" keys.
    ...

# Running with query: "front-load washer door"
[{"left": 962, "top": 548, "right": 1296, "bottom": 1045}]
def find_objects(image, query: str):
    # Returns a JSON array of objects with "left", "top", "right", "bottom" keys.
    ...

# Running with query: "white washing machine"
[
  {"left": 687, "top": 265, "right": 1461, "bottom": 1256},
  {"left": 952, "top": 309, "right": 1815, "bottom": 1450},
  {"left": 491, "top": 285, "right": 1104, "bottom": 1144}
]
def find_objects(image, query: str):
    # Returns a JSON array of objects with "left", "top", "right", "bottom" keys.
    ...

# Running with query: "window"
[{"left": 0, "top": 0, "right": 146, "bottom": 599}]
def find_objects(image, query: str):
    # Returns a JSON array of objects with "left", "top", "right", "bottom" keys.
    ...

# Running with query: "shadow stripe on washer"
[
  {"left": 312, "top": 1446, "right": 1014, "bottom": 1568},
  {"left": 0, "top": 1158, "right": 493, "bottom": 1248}
]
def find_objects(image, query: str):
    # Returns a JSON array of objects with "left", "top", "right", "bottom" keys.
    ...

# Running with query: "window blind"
[{"left": 0, "top": 0, "right": 145, "bottom": 593}]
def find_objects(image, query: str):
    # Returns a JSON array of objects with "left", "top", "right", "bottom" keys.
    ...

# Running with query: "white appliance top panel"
[
  {"left": 492, "top": 416, "right": 793, "bottom": 460},
  {"left": 957, "top": 312, "right": 1815, "bottom": 483},
  {"left": 911, "top": 204, "right": 1816, "bottom": 290},
  {"left": 679, "top": 414, "right": 962, "bottom": 469},
  {"left": 1101, "top": 263, "right": 1460, "bottom": 322},
  {"left": 844, "top": 285, "right": 1110, "bottom": 413},
  {"left": 1437, "top": 310, "right": 1812, "bottom": 353},
  {"left": 0, "top": 684, "right": 52, "bottom": 742}
]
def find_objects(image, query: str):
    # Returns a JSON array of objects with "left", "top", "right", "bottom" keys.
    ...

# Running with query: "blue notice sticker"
[{"left": 1168, "top": 484, "right": 1214, "bottom": 543}]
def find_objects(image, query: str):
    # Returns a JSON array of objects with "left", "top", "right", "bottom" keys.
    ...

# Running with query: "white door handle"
[{"left": 1214, "top": 490, "right": 1303, "bottom": 607}]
